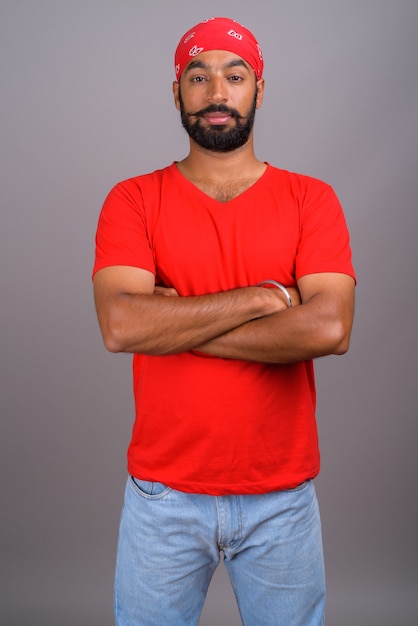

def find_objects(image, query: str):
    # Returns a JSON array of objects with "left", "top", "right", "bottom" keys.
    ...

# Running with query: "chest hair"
[{"left": 192, "top": 177, "right": 259, "bottom": 203}]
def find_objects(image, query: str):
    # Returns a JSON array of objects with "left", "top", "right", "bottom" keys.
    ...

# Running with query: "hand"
[
  {"left": 288, "top": 286, "right": 301, "bottom": 306},
  {"left": 153, "top": 285, "right": 179, "bottom": 297},
  {"left": 258, "top": 284, "right": 301, "bottom": 311}
]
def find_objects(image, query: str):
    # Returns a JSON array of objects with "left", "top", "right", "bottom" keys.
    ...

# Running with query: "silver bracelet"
[{"left": 257, "top": 279, "right": 293, "bottom": 308}]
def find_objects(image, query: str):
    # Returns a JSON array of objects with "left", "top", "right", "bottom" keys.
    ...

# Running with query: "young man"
[{"left": 93, "top": 17, "right": 355, "bottom": 626}]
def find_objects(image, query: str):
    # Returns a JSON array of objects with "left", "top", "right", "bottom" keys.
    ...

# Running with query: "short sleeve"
[
  {"left": 92, "top": 179, "right": 156, "bottom": 278},
  {"left": 295, "top": 180, "right": 356, "bottom": 281}
]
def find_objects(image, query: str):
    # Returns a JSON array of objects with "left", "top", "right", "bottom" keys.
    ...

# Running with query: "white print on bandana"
[
  {"left": 183, "top": 32, "right": 195, "bottom": 44},
  {"left": 189, "top": 44, "right": 204, "bottom": 57},
  {"left": 227, "top": 29, "right": 243, "bottom": 40}
]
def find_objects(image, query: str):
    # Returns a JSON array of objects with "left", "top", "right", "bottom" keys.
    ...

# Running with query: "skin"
[{"left": 94, "top": 50, "right": 355, "bottom": 363}]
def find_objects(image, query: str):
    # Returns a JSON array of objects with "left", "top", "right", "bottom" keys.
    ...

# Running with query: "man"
[{"left": 93, "top": 16, "right": 355, "bottom": 626}]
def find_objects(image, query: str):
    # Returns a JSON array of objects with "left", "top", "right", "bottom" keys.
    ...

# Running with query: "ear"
[
  {"left": 255, "top": 78, "right": 265, "bottom": 109},
  {"left": 172, "top": 81, "right": 181, "bottom": 111}
]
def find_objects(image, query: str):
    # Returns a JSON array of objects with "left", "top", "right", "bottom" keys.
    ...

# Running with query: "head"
[{"left": 173, "top": 17, "right": 264, "bottom": 153}]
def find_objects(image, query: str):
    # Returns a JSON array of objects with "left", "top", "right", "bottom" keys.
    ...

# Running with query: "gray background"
[{"left": 1, "top": 1, "right": 417, "bottom": 625}]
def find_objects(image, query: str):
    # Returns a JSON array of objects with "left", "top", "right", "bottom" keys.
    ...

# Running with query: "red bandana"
[{"left": 174, "top": 17, "right": 264, "bottom": 81}]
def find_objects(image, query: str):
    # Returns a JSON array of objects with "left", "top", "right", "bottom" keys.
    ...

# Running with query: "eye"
[
  {"left": 228, "top": 75, "right": 244, "bottom": 82},
  {"left": 191, "top": 75, "right": 206, "bottom": 83}
]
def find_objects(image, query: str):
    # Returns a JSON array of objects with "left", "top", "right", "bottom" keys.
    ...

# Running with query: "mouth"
[{"left": 202, "top": 112, "right": 234, "bottom": 125}]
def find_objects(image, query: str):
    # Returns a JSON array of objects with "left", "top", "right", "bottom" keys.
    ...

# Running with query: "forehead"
[{"left": 183, "top": 50, "right": 252, "bottom": 75}]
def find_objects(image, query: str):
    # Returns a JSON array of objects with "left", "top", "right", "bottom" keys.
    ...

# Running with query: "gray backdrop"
[{"left": 2, "top": 1, "right": 417, "bottom": 625}]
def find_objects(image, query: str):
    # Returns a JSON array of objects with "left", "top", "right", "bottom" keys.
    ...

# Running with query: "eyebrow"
[{"left": 184, "top": 58, "right": 250, "bottom": 74}]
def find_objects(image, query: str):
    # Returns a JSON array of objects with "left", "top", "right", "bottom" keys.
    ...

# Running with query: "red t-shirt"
[{"left": 93, "top": 163, "right": 355, "bottom": 495}]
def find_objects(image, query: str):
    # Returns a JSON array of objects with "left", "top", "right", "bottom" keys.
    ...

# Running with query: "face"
[{"left": 173, "top": 50, "right": 264, "bottom": 153}]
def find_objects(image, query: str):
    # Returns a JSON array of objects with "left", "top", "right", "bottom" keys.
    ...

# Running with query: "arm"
[
  {"left": 93, "top": 265, "right": 290, "bottom": 355},
  {"left": 195, "top": 273, "right": 355, "bottom": 363}
]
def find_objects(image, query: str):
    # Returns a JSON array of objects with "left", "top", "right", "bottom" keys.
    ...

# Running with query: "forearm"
[
  {"left": 97, "top": 287, "right": 285, "bottom": 355},
  {"left": 196, "top": 293, "right": 354, "bottom": 363}
]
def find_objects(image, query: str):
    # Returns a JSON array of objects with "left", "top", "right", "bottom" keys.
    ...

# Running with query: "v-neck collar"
[{"left": 171, "top": 161, "right": 271, "bottom": 205}]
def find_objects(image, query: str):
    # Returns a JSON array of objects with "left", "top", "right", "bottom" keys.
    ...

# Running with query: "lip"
[{"left": 203, "top": 113, "right": 233, "bottom": 125}]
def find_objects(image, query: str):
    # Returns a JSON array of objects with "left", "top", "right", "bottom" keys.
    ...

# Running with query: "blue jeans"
[{"left": 114, "top": 477, "right": 325, "bottom": 626}]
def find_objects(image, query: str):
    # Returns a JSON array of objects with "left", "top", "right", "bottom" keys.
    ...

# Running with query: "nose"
[{"left": 207, "top": 75, "right": 228, "bottom": 103}]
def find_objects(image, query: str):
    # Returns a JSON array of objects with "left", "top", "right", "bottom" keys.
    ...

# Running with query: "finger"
[{"left": 154, "top": 286, "right": 179, "bottom": 296}]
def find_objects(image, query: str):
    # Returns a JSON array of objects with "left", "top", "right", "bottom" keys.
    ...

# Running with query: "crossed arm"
[{"left": 93, "top": 266, "right": 355, "bottom": 364}]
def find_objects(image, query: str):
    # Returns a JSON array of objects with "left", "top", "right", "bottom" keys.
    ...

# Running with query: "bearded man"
[{"left": 93, "top": 16, "right": 355, "bottom": 626}]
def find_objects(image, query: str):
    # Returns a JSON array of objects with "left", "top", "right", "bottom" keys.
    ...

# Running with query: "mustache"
[{"left": 187, "top": 104, "right": 245, "bottom": 119}]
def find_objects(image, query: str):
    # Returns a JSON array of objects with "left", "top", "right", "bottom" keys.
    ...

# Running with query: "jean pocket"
[{"left": 130, "top": 476, "right": 172, "bottom": 499}]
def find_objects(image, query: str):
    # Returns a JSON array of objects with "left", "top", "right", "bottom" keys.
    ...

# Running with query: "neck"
[{"left": 179, "top": 135, "right": 263, "bottom": 182}]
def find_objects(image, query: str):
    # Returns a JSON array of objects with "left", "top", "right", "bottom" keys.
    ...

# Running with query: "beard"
[{"left": 178, "top": 87, "right": 258, "bottom": 153}]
